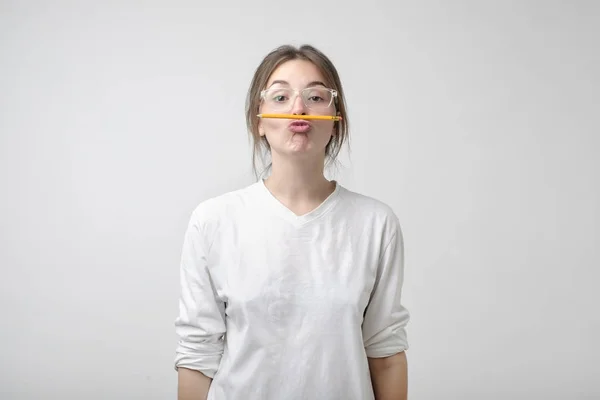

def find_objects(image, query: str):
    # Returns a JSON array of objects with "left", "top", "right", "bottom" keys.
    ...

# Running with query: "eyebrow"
[{"left": 268, "top": 80, "right": 327, "bottom": 88}]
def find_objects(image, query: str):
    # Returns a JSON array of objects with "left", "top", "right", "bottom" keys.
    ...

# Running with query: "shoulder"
[
  {"left": 338, "top": 185, "right": 403, "bottom": 238},
  {"left": 187, "top": 182, "right": 261, "bottom": 230}
]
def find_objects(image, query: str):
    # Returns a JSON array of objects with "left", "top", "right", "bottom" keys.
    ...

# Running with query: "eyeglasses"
[{"left": 260, "top": 86, "right": 337, "bottom": 114}]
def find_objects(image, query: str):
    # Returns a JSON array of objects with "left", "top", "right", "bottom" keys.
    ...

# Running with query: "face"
[{"left": 258, "top": 59, "right": 337, "bottom": 159}]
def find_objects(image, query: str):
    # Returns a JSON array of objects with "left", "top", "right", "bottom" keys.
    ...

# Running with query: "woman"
[{"left": 175, "top": 44, "right": 410, "bottom": 400}]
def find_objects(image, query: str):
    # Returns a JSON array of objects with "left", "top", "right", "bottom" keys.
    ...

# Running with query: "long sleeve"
[
  {"left": 174, "top": 211, "right": 226, "bottom": 378},
  {"left": 362, "top": 224, "right": 410, "bottom": 358}
]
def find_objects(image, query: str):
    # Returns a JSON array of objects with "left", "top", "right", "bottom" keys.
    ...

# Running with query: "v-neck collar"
[{"left": 255, "top": 179, "right": 342, "bottom": 227}]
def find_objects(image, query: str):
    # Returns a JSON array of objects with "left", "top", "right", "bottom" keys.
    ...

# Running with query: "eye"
[
  {"left": 304, "top": 88, "right": 331, "bottom": 103},
  {"left": 267, "top": 88, "right": 291, "bottom": 103}
]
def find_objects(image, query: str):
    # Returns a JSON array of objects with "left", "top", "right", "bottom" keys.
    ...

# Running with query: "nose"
[{"left": 290, "top": 92, "right": 307, "bottom": 115}]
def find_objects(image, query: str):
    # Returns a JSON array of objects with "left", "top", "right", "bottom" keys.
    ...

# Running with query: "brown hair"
[{"left": 245, "top": 44, "right": 350, "bottom": 178}]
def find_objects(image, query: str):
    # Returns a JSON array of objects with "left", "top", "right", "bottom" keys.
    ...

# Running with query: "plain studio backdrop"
[{"left": 1, "top": 1, "right": 598, "bottom": 399}]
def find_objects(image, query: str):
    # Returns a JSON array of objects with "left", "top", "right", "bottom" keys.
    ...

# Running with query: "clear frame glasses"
[{"left": 260, "top": 86, "right": 338, "bottom": 114}]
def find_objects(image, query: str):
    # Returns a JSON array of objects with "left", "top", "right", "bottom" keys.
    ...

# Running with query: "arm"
[
  {"left": 368, "top": 351, "right": 408, "bottom": 400},
  {"left": 175, "top": 209, "right": 226, "bottom": 400},
  {"left": 178, "top": 367, "right": 212, "bottom": 400},
  {"left": 362, "top": 217, "right": 410, "bottom": 399}
]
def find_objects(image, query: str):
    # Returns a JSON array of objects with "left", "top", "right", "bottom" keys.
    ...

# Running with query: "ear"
[{"left": 258, "top": 120, "right": 265, "bottom": 137}]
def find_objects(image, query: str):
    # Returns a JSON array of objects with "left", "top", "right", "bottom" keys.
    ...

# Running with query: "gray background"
[{"left": 1, "top": 1, "right": 598, "bottom": 399}]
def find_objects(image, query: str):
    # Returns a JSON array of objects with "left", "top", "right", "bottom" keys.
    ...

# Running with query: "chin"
[
  {"left": 286, "top": 146, "right": 315, "bottom": 156},
  {"left": 274, "top": 144, "right": 324, "bottom": 159}
]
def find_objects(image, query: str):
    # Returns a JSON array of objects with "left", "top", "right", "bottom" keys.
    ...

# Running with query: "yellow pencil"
[{"left": 257, "top": 114, "right": 342, "bottom": 121}]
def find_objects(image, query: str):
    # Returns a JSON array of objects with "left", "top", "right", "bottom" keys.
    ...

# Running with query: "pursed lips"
[{"left": 288, "top": 120, "right": 312, "bottom": 133}]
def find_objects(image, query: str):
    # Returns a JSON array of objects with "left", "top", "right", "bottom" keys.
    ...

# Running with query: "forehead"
[{"left": 266, "top": 59, "right": 328, "bottom": 87}]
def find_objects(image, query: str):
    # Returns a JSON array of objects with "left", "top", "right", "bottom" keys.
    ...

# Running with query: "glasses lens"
[
  {"left": 301, "top": 87, "right": 333, "bottom": 112},
  {"left": 262, "top": 88, "right": 293, "bottom": 111},
  {"left": 262, "top": 87, "right": 334, "bottom": 113}
]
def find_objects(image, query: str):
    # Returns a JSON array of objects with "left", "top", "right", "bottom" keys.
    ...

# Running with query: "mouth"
[{"left": 288, "top": 120, "right": 312, "bottom": 133}]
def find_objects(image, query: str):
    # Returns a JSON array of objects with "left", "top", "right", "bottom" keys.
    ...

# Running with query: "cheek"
[
  {"left": 262, "top": 118, "right": 288, "bottom": 133},
  {"left": 259, "top": 118, "right": 285, "bottom": 136},
  {"left": 322, "top": 122, "right": 335, "bottom": 135}
]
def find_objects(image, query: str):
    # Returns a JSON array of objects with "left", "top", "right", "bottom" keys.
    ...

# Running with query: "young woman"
[{"left": 175, "top": 44, "right": 410, "bottom": 400}]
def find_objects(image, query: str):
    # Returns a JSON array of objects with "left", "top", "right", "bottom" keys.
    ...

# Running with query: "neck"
[{"left": 265, "top": 152, "right": 333, "bottom": 200}]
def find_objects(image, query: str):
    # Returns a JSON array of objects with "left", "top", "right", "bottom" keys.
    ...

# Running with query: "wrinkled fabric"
[{"left": 175, "top": 180, "right": 409, "bottom": 400}]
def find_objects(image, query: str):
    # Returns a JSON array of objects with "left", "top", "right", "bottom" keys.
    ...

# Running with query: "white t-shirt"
[{"left": 174, "top": 180, "right": 410, "bottom": 400}]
